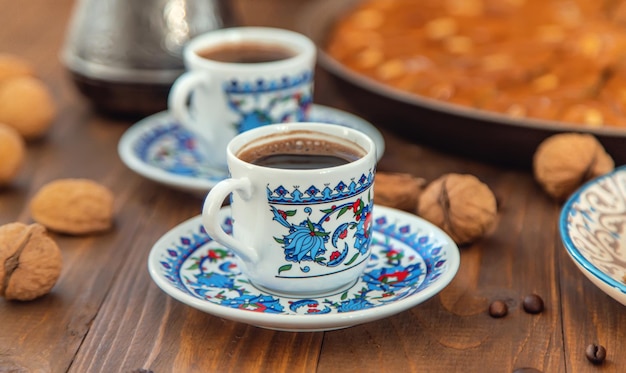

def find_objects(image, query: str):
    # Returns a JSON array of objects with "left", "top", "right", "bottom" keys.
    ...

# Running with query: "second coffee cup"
[{"left": 168, "top": 27, "right": 316, "bottom": 169}]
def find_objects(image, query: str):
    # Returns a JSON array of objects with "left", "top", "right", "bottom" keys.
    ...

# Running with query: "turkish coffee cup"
[
  {"left": 202, "top": 122, "right": 377, "bottom": 297},
  {"left": 168, "top": 27, "right": 316, "bottom": 169}
]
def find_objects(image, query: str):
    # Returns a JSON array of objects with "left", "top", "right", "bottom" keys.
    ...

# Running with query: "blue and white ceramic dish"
[
  {"left": 118, "top": 105, "right": 385, "bottom": 195},
  {"left": 148, "top": 205, "right": 460, "bottom": 331},
  {"left": 560, "top": 165, "right": 626, "bottom": 306}
]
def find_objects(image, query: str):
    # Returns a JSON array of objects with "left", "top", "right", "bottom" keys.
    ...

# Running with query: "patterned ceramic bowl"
[{"left": 560, "top": 165, "right": 626, "bottom": 306}]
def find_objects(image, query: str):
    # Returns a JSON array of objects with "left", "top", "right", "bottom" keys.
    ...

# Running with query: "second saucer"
[{"left": 118, "top": 105, "right": 385, "bottom": 195}]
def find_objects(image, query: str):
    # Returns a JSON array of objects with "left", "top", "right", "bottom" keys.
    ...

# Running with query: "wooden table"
[{"left": 1, "top": 1, "right": 624, "bottom": 372}]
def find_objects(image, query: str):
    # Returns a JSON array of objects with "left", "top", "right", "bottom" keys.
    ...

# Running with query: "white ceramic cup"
[
  {"left": 202, "top": 123, "right": 377, "bottom": 297},
  {"left": 168, "top": 27, "right": 316, "bottom": 169}
]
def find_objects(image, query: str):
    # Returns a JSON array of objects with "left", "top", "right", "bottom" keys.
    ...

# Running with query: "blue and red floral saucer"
[
  {"left": 147, "top": 205, "right": 460, "bottom": 332},
  {"left": 118, "top": 105, "right": 385, "bottom": 195}
]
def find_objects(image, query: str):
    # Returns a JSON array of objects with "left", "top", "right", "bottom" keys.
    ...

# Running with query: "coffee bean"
[
  {"left": 585, "top": 343, "right": 607, "bottom": 364},
  {"left": 488, "top": 300, "right": 508, "bottom": 318},
  {"left": 522, "top": 294, "right": 544, "bottom": 314},
  {"left": 513, "top": 368, "right": 542, "bottom": 373}
]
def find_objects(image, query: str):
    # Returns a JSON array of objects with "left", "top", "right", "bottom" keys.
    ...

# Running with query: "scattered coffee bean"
[
  {"left": 585, "top": 343, "right": 607, "bottom": 364},
  {"left": 513, "top": 368, "right": 542, "bottom": 373},
  {"left": 488, "top": 300, "right": 508, "bottom": 318},
  {"left": 522, "top": 294, "right": 544, "bottom": 314}
]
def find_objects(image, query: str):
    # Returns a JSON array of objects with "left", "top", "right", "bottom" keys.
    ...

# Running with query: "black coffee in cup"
[
  {"left": 237, "top": 132, "right": 365, "bottom": 170},
  {"left": 196, "top": 42, "right": 296, "bottom": 63}
]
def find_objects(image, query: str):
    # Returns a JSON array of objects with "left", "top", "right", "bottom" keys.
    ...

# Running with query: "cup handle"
[
  {"left": 201, "top": 177, "right": 259, "bottom": 264},
  {"left": 168, "top": 71, "right": 214, "bottom": 144}
]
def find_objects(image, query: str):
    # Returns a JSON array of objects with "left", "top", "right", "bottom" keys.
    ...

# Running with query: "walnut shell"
[
  {"left": 0, "top": 76, "right": 56, "bottom": 139},
  {"left": 30, "top": 179, "right": 115, "bottom": 235},
  {"left": 417, "top": 173, "right": 498, "bottom": 245},
  {"left": 0, "top": 54, "right": 35, "bottom": 82},
  {"left": 0, "top": 122, "right": 25, "bottom": 185},
  {"left": 375, "top": 172, "right": 426, "bottom": 211},
  {"left": 533, "top": 133, "right": 614, "bottom": 201},
  {"left": 0, "top": 223, "right": 62, "bottom": 301}
]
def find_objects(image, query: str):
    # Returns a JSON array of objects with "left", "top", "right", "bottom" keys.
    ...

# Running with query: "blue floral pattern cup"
[
  {"left": 168, "top": 27, "right": 315, "bottom": 169},
  {"left": 202, "top": 123, "right": 377, "bottom": 297}
]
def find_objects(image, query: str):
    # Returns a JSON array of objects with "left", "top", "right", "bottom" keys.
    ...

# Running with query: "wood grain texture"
[
  {"left": 0, "top": 0, "right": 625, "bottom": 372},
  {"left": 0, "top": 1, "right": 107, "bottom": 372}
]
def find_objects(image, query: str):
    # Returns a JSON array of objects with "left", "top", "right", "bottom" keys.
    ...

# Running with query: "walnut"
[
  {"left": 417, "top": 173, "right": 498, "bottom": 245},
  {"left": 30, "top": 179, "right": 115, "bottom": 235},
  {"left": 0, "top": 223, "right": 62, "bottom": 301},
  {"left": 0, "top": 76, "right": 56, "bottom": 139},
  {"left": 375, "top": 171, "right": 425, "bottom": 211},
  {"left": 533, "top": 133, "right": 614, "bottom": 201},
  {"left": 0, "top": 54, "right": 35, "bottom": 82},
  {"left": 0, "top": 122, "right": 25, "bottom": 185}
]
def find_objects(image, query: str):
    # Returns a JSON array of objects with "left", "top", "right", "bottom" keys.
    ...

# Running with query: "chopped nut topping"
[
  {"left": 376, "top": 59, "right": 406, "bottom": 80},
  {"left": 351, "top": 9, "right": 384, "bottom": 30},
  {"left": 424, "top": 17, "right": 457, "bottom": 40},
  {"left": 532, "top": 74, "right": 559, "bottom": 93}
]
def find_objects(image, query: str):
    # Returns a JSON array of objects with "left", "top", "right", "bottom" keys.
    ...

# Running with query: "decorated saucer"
[
  {"left": 560, "top": 165, "right": 626, "bottom": 306},
  {"left": 147, "top": 205, "right": 460, "bottom": 332},
  {"left": 118, "top": 105, "right": 385, "bottom": 195}
]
